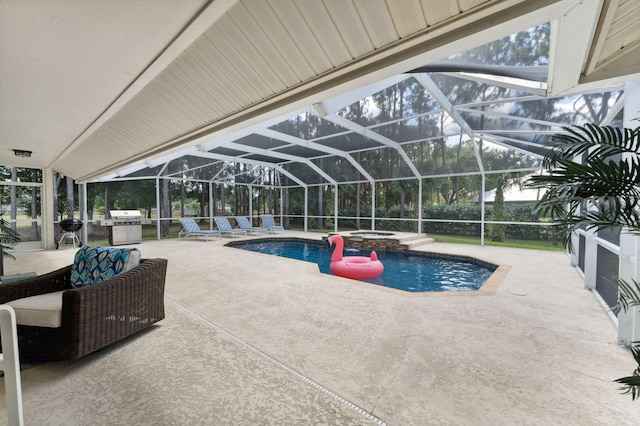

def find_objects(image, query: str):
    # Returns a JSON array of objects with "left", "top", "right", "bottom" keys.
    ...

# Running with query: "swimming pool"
[{"left": 226, "top": 238, "right": 497, "bottom": 293}]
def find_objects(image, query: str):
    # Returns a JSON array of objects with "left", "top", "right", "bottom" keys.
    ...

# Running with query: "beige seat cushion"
[{"left": 7, "top": 291, "right": 64, "bottom": 328}]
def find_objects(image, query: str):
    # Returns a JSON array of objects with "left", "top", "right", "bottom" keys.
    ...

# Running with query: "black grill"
[
  {"left": 60, "top": 218, "right": 83, "bottom": 232},
  {"left": 56, "top": 218, "right": 83, "bottom": 249}
]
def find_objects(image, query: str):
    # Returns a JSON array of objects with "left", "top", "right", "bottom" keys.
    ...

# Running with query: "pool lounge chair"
[
  {"left": 178, "top": 218, "right": 220, "bottom": 240},
  {"left": 213, "top": 217, "right": 247, "bottom": 238},
  {"left": 260, "top": 214, "right": 284, "bottom": 233},
  {"left": 235, "top": 216, "right": 267, "bottom": 234}
]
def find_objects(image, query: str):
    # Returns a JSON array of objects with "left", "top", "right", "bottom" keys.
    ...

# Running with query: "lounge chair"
[
  {"left": 178, "top": 218, "right": 220, "bottom": 240},
  {"left": 235, "top": 216, "right": 267, "bottom": 234},
  {"left": 260, "top": 214, "right": 284, "bottom": 233},
  {"left": 213, "top": 217, "right": 247, "bottom": 238}
]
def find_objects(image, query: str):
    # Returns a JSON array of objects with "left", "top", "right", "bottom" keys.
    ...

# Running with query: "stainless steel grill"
[{"left": 105, "top": 210, "right": 143, "bottom": 245}]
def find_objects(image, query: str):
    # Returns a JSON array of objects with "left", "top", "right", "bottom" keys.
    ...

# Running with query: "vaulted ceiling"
[{"left": 1, "top": 0, "right": 639, "bottom": 182}]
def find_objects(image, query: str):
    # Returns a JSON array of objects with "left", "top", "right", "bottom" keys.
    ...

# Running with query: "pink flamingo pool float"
[{"left": 326, "top": 234, "right": 384, "bottom": 280}]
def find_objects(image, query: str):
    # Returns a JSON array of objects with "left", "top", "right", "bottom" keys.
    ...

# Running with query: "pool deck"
[{"left": 1, "top": 230, "right": 639, "bottom": 425}]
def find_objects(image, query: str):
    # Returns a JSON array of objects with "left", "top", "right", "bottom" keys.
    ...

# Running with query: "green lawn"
[
  {"left": 22, "top": 221, "right": 565, "bottom": 252},
  {"left": 288, "top": 227, "right": 565, "bottom": 252},
  {"left": 429, "top": 233, "right": 565, "bottom": 251}
]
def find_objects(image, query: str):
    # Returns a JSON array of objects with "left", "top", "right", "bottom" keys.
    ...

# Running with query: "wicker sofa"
[{"left": 0, "top": 254, "right": 167, "bottom": 360}]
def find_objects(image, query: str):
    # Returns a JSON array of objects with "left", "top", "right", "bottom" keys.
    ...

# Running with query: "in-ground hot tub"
[
  {"left": 350, "top": 231, "right": 394, "bottom": 237},
  {"left": 330, "top": 231, "right": 403, "bottom": 251}
]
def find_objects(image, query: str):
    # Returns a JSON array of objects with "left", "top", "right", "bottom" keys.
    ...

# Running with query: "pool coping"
[{"left": 225, "top": 237, "right": 510, "bottom": 297}]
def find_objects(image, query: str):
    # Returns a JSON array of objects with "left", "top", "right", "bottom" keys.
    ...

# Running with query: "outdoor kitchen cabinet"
[
  {"left": 106, "top": 210, "right": 143, "bottom": 245},
  {"left": 110, "top": 222, "right": 142, "bottom": 245}
]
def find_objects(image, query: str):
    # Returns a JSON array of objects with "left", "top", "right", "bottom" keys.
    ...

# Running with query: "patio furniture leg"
[{"left": 0, "top": 305, "right": 24, "bottom": 426}]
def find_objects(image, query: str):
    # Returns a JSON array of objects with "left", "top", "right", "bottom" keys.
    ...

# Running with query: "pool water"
[{"left": 227, "top": 238, "right": 496, "bottom": 293}]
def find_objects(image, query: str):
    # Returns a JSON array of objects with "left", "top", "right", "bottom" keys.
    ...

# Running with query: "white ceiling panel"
[
  {"left": 582, "top": 0, "right": 640, "bottom": 83},
  {"left": 0, "top": 0, "right": 210, "bottom": 172},
  {"left": 168, "top": 55, "right": 229, "bottom": 120},
  {"left": 188, "top": 37, "right": 253, "bottom": 108},
  {"left": 459, "top": 0, "right": 494, "bottom": 10},
  {"left": 295, "top": 1, "right": 353, "bottom": 66},
  {"left": 214, "top": 14, "right": 287, "bottom": 93},
  {"left": 268, "top": 1, "right": 335, "bottom": 74},
  {"left": 227, "top": 3, "right": 301, "bottom": 87},
  {"left": 2, "top": 0, "right": 639, "bottom": 182},
  {"left": 243, "top": 1, "right": 317, "bottom": 81},
  {"left": 352, "top": 0, "right": 399, "bottom": 49},
  {"left": 323, "top": 0, "right": 375, "bottom": 58},
  {"left": 387, "top": 0, "right": 429, "bottom": 37},
  {"left": 204, "top": 26, "right": 273, "bottom": 99},
  {"left": 599, "top": 0, "right": 640, "bottom": 60},
  {"left": 421, "top": 0, "right": 461, "bottom": 26}
]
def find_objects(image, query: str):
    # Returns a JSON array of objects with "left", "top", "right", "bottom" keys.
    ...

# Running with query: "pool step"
[{"left": 398, "top": 234, "right": 435, "bottom": 250}]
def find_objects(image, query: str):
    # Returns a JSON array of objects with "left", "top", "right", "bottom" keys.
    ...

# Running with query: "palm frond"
[
  {"left": 533, "top": 123, "right": 640, "bottom": 401},
  {"left": 615, "top": 278, "right": 640, "bottom": 314},
  {"left": 615, "top": 344, "right": 640, "bottom": 400},
  {"left": 0, "top": 215, "right": 20, "bottom": 260},
  {"left": 543, "top": 124, "right": 640, "bottom": 168},
  {"left": 615, "top": 376, "right": 640, "bottom": 400},
  {"left": 527, "top": 124, "right": 640, "bottom": 250}
]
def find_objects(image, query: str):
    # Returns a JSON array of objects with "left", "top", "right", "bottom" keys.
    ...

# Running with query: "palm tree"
[
  {"left": 527, "top": 122, "right": 640, "bottom": 399},
  {"left": 0, "top": 214, "right": 21, "bottom": 276}
]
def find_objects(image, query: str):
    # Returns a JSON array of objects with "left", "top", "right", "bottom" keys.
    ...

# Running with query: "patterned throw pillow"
[{"left": 70, "top": 246, "right": 141, "bottom": 288}]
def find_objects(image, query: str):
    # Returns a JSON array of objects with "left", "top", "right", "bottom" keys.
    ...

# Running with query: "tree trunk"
[
  {"left": 161, "top": 178, "right": 171, "bottom": 237},
  {"left": 53, "top": 172, "right": 62, "bottom": 222},
  {"left": 180, "top": 181, "right": 185, "bottom": 218},
  {"left": 10, "top": 167, "right": 17, "bottom": 232},
  {"left": 284, "top": 187, "right": 290, "bottom": 228},
  {"left": 490, "top": 180, "right": 505, "bottom": 242},
  {"left": 66, "top": 176, "right": 74, "bottom": 218},
  {"left": 30, "top": 170, "right": 39, "bottom": 240}
]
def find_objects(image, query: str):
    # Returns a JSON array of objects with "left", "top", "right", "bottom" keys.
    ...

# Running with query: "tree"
[
  {"left": 490, "top": 177, "right": 506, "bottom": 242},
  {"left": 527, "top": 123, "right": 640, "bottom": 399},
  {"left": 66, "top": 176, "right": 75, "bottom": 219}
]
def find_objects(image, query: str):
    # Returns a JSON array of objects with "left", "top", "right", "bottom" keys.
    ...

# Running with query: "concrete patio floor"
[{"left": 1, "top": 231, "right": 640, "bottom": 425}]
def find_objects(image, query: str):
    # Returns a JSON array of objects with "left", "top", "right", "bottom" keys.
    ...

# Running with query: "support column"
[
  {"left": 41, "top": 168, "right": 56, "bottom": 249},
  {"left": 472, "top": 137, "right": 486, "bottom": 246},
  {"left": 618, "top": 80, "right": 640, "bottom": 346},
  {"left": 371, "top": 183, "right": 376, "bottom": 231},
  {"left": 417, "top": 179, "right": 423, "bottom": 234},
  {"left": 618, "top": 232, "right": 639, "bottom": 346},
  {"left": 209, "top": 181, "right": 214, "bottom": 228},
  {"left": 155, "top": 177, "right": 161, "bottom": 240},
  {"left": 280, "top": 187, "right": 284, "bottom": 229},
  {"left": 79, "top": 182, "right": 88, "bottom": 244},
  {"left": 304, "top": 187, "right": 308, "bottom": 232},
  {"left": 583, "top": 229, "right": 599, "bottom": 290},
  {"left": 249, "top": 184, "right": 253, "bottom": 221},
  {"left": 334, "top": 184, "right": 338, "bottom": 233},
  {"left": 480, "top": 174, "right": 485, "bottom": 246}
]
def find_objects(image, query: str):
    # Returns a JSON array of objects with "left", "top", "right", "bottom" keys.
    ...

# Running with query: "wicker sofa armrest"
[
  {"left": 0, "top": 265, "right": 73, "bottom": 304},
  {"left": 59, "top": 258, "right": 168, "bottom": 359}
]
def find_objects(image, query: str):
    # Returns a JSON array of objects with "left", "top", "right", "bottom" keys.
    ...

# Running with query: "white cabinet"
[
  {"left": 110, "top": 224, "right": 142, "bottom": 245},
  {"left": 127, "top": 224, "right": 142, "bottom": 243}
]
